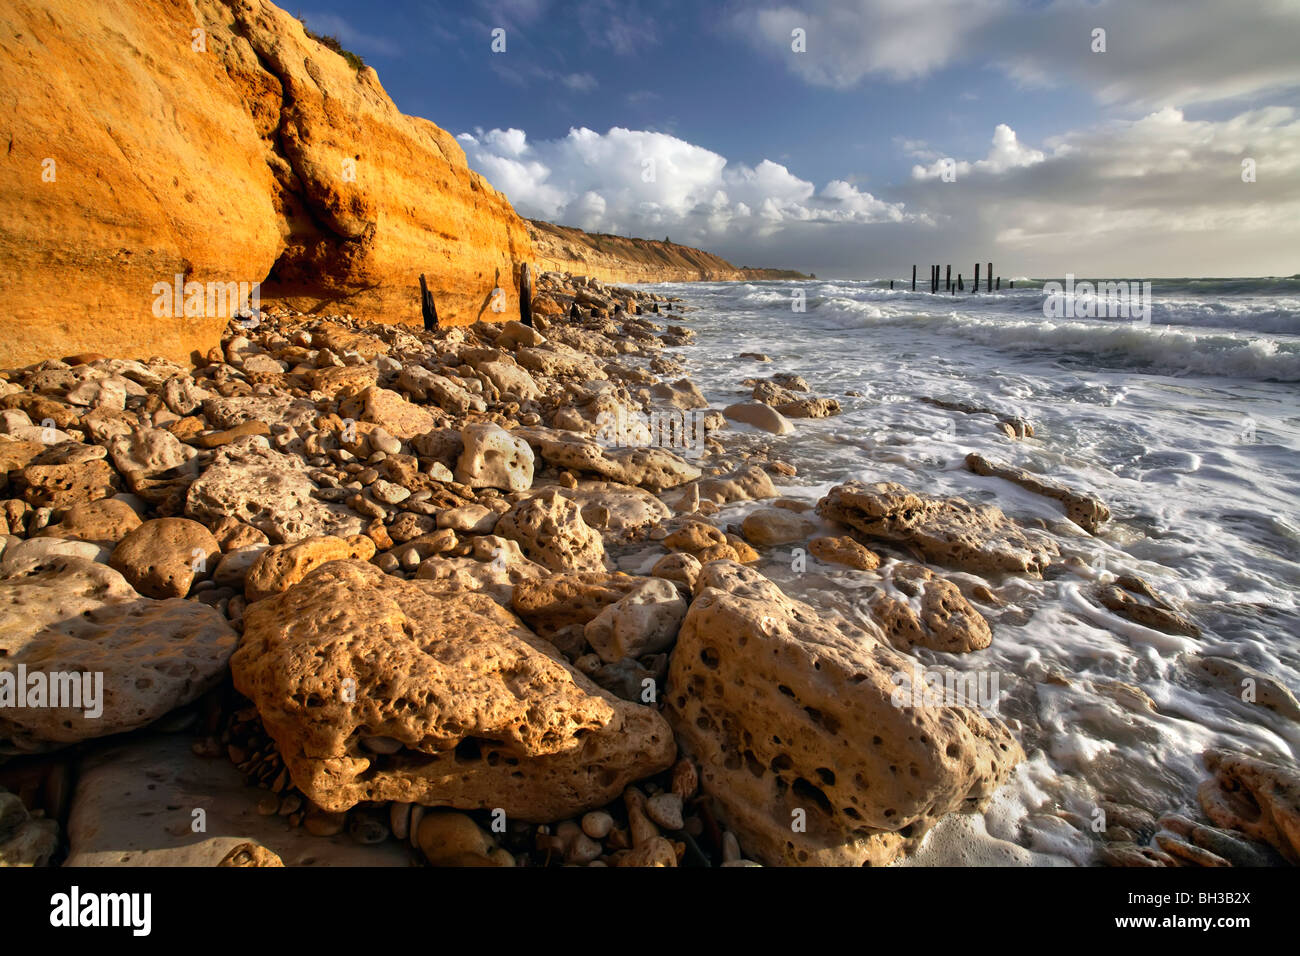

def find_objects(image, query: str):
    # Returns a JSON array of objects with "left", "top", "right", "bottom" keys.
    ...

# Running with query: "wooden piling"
[
  {"left": 889, "top": 279, "right": 894, "bottom": 290},
  {"left": 974, "top": 263, "right": 980, "bottom": 292},
  {"left": 958, "top": 274, "right": 964, "bottom": 291},
  {"left": 996, "top": 276, "right": 1001, "bottom": 291},
  {"left": 418, "top": 274, "right": 438, "bottom": 331},
  {"left": 912, "top": 265, "right": 917, "bottom": 291},
  {"left": 945, "top": 264, "right": 951, "bottom": 293},
  {"left": 519, "top": 263, "right": 534, "bottom": 327},
  {"left": 987, "top": 263, "right": 992, "bottom": 293}
]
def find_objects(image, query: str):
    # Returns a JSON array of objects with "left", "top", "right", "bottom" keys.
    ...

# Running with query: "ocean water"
[{"left": 645, "top": 276, "right": 1300, "bottom": 865}]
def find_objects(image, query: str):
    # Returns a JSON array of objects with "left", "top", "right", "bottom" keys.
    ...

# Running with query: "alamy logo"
[
  {"left": 152, "top": 273, "right": 261, "bottom": 320},
  {"left": 0, "top": 665, "right": 103, "bottom": 719},
  {"left": 50, "top": 886, "right": 151, "bottom": 936},
  {"left": 890, "top": 666, "right": 1000, "bottom": 714},
  {"left": 594, "top": 405, "right": 708, "bottom": 460},
  {"left": 1042, "top": 274, "right": 1152, "bottom": 325}
]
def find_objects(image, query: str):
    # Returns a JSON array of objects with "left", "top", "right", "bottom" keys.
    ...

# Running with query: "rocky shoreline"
[{"left": 1, "top": 272, "right": 1296, "bottom": 868}]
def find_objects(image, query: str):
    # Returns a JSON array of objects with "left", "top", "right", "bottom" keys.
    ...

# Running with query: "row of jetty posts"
[
  {"left": 888, "top": 264, "right": 1014, "bottom": 294},
  {"left": 417, "top": 263, "right": 674, "bottom": 332}
]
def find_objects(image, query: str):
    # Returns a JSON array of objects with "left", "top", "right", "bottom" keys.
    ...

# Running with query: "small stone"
[
  {"left": 645, "top": 792, "right": 684, "bottom": 830},
  {"left": 417, "top": 811, "right": 514, "bottom": 867},
  {"left": 216, "top": 842, "right": 283, "bottom": 867},
  {"left": 581, "top": 810, "right": 614, "bottom": 840},
  {"left": 277, "top": 794, "right": 302, "bottom": 816},
  {"left": 348, "top": 809, "right": 390, "bottom": 845},
  {"left": 454, "top": 423, "right": 534, "bottom": 492},
  {"left": 369, "top": 479, "right": 410, "bottom": 505},
  {"left": 369, "top": 428, "right": 402, "bottom": 456},
  {"left": 616, "top": 835, "right": 677, "bottom": 867},
  {"left": 722, "top": 830, "right": 741, "bottom": 863},
  {"left": 809, "top": 535, "right": 880, "bottom": 570},
  {"left": 670, "top": 758, "right": 698, "bottom": 800},
  {"left": 389, "top": 803, "right": 412, "bottom": 842},
  {"left": 303, "top": 806, "right": 347, "bottom": 837},
  {"left": 557, "top": 820, "right": 603, "bottom": 863}
]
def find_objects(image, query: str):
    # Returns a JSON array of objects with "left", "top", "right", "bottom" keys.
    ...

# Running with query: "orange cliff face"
[{"left": 0, "top": 0, "right": 533, "bottom": 368}]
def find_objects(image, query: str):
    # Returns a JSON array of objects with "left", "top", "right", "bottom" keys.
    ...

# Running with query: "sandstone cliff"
[
  {"left": 529, "top": 221, "right": 809, "bottom": 284},
  {"left": 0, "top": 0, "right": 531, "bottom": 367}
]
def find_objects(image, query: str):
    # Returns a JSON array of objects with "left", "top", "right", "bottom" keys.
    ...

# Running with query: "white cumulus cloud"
[
  {"left": 457, "top": 125, "right": 914, "bottom": 244},
  {"left": 911, "top": 124, "right": 1046, "bottom": 179}
]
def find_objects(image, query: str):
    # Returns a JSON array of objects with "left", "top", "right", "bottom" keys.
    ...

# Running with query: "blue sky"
[{"left": 298, "top": 1, "right": 1300, "bottom": 278}]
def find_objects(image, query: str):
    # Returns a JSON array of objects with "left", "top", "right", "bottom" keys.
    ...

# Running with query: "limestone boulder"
[
  {"left": 752, "top": 380, "right": 798, "bottom": 405},
  {"left": 496, "top": 490, "right": 606, "bottom": 572},
  {"left": 0, "top": 555, "right": 236, "bottom": 751},
  {"left": 0, "top": 787, "right": 59, "bottom": 866},
  {"left": 558, "top": 481, "right": 671, "bottom": 534},
  {"left": 436, "top": 504, "right": 499, "bottom": 535},
  {"left": 664, "top": 465, "right": 779, "bottom": 510},
  {"left": 650, "top": 552, "right": 702, "bottom": 592},
  {"left": 106, "top": 427, "right": 197, "bottom": 478},
  {"left": 453, "top": 423, "right": 534, "bottom": 493},
  {"left": 966, "top": 453, "right": 1110, "bottom": 534},
  {"left": 817, "top": 481, "right": 1058, "bottom": 576},
  {"left": 650, "top": 378, "right": 708, "bottom": 410},
  {"left": 809, "top": 535, "right": 880, "bottom": 570},
  {"left": 202, "top": 396, "right": 319, "bottom": 432},
  {"left": 517, "top": 345, "right": 606, "bottom": 380},
  {"left": 477, "top": 360, "right": 543, "bottom": 402},
  {"left": 776, "top": 397, "right": 842, "bottom": 419},
  {"left": 108, "top": 518, "right": 221, "bottom": 599},
  {"left": 585, "top": 578, "right": 688, "bottom": 664},
  {"left": 193, "top": 420, "right": 271, "bottom": 450},
  {"left": 231, "top": 560, "right": 675, "bottom": 818},
  {"left": 1192, "top": 657, "right": 1300, "bottom": 722},
  {"left": 19, "top": 460, "right": 118, "bottom": 511},
  {"left": 307, "top": 365, "right": 379, "bottom": 399},
  {"left": 361, "top": 387, "right": 439, "bottom": 440},
  {"left": 510, "top": 571, "right": 650, "bottom": 643},
  {"left": 414, "top": 537, "right": 548, "bottom": 606},
  {"left": 1094, "top": 576, "right": 1200, "bottom": 637},
  {"left": 517, "top": 428, "right": 701, "bottom": 492},
  {"left": 244, "top": 534, "right": 376, "bottom": 603},
  {"left": 185, "top": 437, "right": 364, "bottom": 543},
  {"left": 161, "top": 376, "right": 211, "bottom": 416},
  {"left": 0, "top": 537, "right": 108, "bottom": 576},
  {"left": 393, "top": 367, "right": 484, "bottom": 415},
  {"left": 870, "top": 564, "right": 993, "bottom": 654},
  {"left": 722, "top": 402, "right": 794, "bottom": 435},
  {"left": 741, "top": 507, "right": 817, "bottom": 547},
  {"left": 35, "top": 498, "right": 141, "bottom": 547},
  {"left": 667, "top": 561, "right": 1023, "bottom": 866},
  {"left": 496, "top": 320, "right": 546, "bottom": 349},
  {"left": 1198, "top": 750, "right": 1300, "bottom": 864}
]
